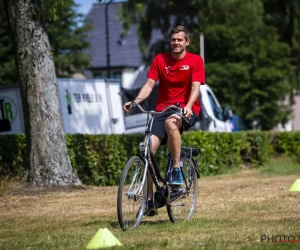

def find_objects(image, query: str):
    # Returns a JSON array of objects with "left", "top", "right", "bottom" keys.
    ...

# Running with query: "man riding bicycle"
[{"left": 123, "top": 25, "right": 205, "bottom": 216}]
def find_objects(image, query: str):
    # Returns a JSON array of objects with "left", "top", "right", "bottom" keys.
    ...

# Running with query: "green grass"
[
  {"left": 1, "top": 215, "right": 299, "bottom": 250},
  {"left": 1, "top": 157, "right": 300, "bottom": 250},
  {"left": 259, "top": 155, "right": 300, "bottom": 176}
]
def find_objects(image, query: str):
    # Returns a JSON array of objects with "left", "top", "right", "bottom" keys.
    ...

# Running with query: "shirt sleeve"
[
  {"left": 147, "top": 55, "right": 160, "bottom": 82},
  {"left": 192, "top": 56, "right": 205, "bottom": 84}
]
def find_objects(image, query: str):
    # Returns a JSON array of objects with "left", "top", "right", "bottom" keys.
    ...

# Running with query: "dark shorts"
[{"left": 151, "top": 110, "right": 199, "bottom": 145}]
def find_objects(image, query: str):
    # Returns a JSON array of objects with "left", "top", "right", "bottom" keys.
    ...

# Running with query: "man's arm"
[
  {"left": 184, "top": 81, "right": 201, "bottom": 118},
  {"left": 134, "top": 78, "right": 156, "bottom": 103},
  {"left": 123, "top": 78, "right": 156, "bottom": 112}
]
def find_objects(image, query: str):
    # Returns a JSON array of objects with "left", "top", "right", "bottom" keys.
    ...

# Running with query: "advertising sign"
[
  {"left": 57, "top": 78, "right": 125, "bottom": 134},
  {"left": 0, "top": 86, "right": 24, "bottom": 134},
  {"left": 0, "top": 79, "right": 125, "bottom": 135}
]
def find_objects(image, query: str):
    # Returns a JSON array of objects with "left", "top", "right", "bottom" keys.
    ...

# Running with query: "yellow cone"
[
  {"left": 289, "top": 179, "right": 300, "bottom": 191},
  {"left": 86, "top": 228, "right": 122, "bottom": 249}
]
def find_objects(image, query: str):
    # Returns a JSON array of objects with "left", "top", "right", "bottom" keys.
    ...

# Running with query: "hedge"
[{"left": 0, "top": 131, "right": 299, "bottom": 186}]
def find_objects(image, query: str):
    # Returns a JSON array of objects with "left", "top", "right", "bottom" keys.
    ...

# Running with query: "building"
[{"left": 84, "top": 1, "right": 159, "bottom": 89}]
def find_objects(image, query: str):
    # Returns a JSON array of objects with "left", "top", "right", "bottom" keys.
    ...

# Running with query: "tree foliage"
[
  {"left": 261, "top": 0, "right": 300, "bottom": 92},
  {"left": 0, "top": 0, "right": 91, "bottom": 86},
  {"left": 196, "top": 0, "right": 294, "bottom": 130},
  {"left": 46, "top": 2, "right": 92, "bottom": 77},
  {"left": 122, "top": 0, "right": 296, "bottom": 130}
]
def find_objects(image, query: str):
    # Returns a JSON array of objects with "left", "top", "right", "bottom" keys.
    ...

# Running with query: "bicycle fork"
[{"left": 126, "top": 160, "right": 149, "bottom": 201}]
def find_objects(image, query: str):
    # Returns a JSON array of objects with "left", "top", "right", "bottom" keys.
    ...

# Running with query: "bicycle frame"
[
  {"left": 138, "top": 112, "right": 166, "bottom": 197},
  {"left": 128, "top": 102, "right": 200, "bottom": 207}
]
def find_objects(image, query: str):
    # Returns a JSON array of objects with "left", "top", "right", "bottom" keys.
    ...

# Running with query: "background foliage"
[
  {"left": 0, "top": 0, "right": 91, "bottom": 86},
  {"left": 1, "top": 131, "right": 299, "bottom": 186}
]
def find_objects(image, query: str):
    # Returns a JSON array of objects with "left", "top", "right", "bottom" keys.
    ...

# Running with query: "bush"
[
  {"left": 0, "top": 135, "right": 26, "bottom": 176},
  {"left": 0, "top": 131, "right": 299, "bottom": 186}
]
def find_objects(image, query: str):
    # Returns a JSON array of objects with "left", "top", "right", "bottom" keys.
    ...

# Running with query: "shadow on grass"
[
  {"left": 81, "top": 219, "right": 169, "bottom": 229},
  {"left": 135, "top": 219, "right": 169, "bottom": 226}
]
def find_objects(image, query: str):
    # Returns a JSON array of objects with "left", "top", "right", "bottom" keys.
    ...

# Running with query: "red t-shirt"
[{"left": 147, "top": 52, "right": 205, "bottom": 115}]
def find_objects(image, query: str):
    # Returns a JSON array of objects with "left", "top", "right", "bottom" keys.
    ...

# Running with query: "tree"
[
  {"left": 4, "top": 0, "right": 81, "bottom": 187},
  {"left": 261, "top": 0, "right": 300, "bottom": 94},
  {"left": 122, "top": 0, "right": 294, "bottom": 130},
  {"left": 0, "top": 0, "right": 91, "bottom": 86},
  {"left": 196, "top": 0, "right": 294, "bottom": 130},
  {"left": 262, "top": 0, "right": 300, "bottom": 67},
  {"left": 46, "top": 2, "right": 91, "bottom": 77}
]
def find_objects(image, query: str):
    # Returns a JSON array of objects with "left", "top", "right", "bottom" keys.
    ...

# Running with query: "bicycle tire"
[
  {"left": 167, "top": 157, "right": 198, "bottom": 222},
  {"left": 117, "top": 155, "right": 147, "bottom": 231}
]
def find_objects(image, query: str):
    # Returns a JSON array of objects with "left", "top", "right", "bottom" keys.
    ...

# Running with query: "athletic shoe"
[
  {"left": 136, "top": 200, "right": 157, "bottom": 218},
  {"left": 169, "top": 168, "right": 183, "bottom": 185}
]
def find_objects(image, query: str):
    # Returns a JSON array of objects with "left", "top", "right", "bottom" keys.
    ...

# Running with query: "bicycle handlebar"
[{"left": 127, "top": 102, "right": 189, "bottom": 124}]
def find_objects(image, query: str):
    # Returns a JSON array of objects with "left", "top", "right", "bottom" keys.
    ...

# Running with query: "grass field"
[{"left": 1, "top": 158, "right": 300, "bottom": 250}]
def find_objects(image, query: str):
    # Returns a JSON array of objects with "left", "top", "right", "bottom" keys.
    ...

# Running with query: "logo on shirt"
[
  {"left": 180, "top": 65, "right": 189, "bottom": 70},
  {"left": 165, "top": 66, "right": 171, "bottom": 74}
]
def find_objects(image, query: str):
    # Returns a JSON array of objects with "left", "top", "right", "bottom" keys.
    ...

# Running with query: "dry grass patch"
[{"left": 0, "top": 170, "right": 300, "bottom": 250}]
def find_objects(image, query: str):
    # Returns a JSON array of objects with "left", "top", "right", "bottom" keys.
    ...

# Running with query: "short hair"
[{"left": 170, "top": 26, "right": 190, "bottom": 41}]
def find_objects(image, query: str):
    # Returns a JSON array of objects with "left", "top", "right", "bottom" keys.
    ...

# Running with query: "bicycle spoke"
[
  {"left": 167, "top": 156, "right": 198, "bottom": 222},
  {"left": 117, "top": 156, "right": 147, "bottom": 230}
]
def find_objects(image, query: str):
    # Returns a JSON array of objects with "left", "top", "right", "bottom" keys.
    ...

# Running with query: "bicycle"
[{"left": 117, "top": 102, "right": 201, "bottom": 231}]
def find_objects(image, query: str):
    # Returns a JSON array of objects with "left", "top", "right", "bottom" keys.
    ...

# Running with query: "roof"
[
  {"left": 85, "top": 2, "right": 142, "bottom": 69},
  {"left": 85, "top": 2, "right": 165, "bottom": 87}
]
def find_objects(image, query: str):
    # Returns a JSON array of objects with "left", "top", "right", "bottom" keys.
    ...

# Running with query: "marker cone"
[
  {"left": 289, "top": 179, "right": 300, "bottom": 191},
  {"left": 86, "top": 228, "right": 122, "bottom": 249}
]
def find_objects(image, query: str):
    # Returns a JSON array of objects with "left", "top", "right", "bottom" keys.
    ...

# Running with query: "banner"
[
  {"left": 57, "top": 78, "right": 125, "bottom": 134},
  {"left": 0, "top": 86, "right": 24, "bottom": 134}
]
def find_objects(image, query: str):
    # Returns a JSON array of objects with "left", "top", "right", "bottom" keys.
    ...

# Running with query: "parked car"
[{"left": 230, "top": 115, "right": 248, "bottom": 132}]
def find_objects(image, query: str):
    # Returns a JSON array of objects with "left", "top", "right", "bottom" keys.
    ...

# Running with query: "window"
[
  {"left": 113, "top": 72, "right": 121, "bottom": 80},
  {"left": 207, "top": 91, "right": 224, "bottom": 121},
  {"left": 93, "top": 72, "right": 122, "bottom": 80},
  {"left": 93, "top": 73, "right": 105, "bottom": 79}
]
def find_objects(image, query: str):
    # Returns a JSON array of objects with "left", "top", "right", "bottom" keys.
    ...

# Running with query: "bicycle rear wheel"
[
  {"left": 117, "top": 156, "right": 147, "bottom": 230},
  {"left": 167, "top": 157, "right": 198, "bottom": 222}
]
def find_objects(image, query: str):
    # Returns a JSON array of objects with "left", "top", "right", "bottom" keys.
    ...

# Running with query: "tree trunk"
[{"left": 4, "top": 0, "right": 81, "bottom": 187}]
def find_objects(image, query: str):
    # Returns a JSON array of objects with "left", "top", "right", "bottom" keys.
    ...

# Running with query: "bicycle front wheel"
[
  {"left": 167, "top": 157, "right": 198, "bottom": 222},
  {"left": 117, "top": 155, "right": 147, "bottom": 230}
]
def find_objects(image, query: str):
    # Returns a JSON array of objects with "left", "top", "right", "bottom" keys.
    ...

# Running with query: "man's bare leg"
[{"left": 165, "top": 114, "right": 182, "bottom": 169}]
